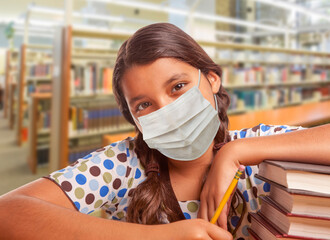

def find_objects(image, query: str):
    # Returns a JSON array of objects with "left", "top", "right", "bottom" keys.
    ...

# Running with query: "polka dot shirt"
[{"left": 45, "top": 123, "right": 305, "bottom": 239}]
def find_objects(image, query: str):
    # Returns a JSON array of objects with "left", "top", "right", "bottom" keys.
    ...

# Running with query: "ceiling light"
[
  {"left": 216, "top": 30, "right": 251, "bottom": 39},
  {"left": 86, "top": 0, "right": 295, "bottom": 33},
  {"left": 252, "top": 0, "right": 330, "bottom": 22}
]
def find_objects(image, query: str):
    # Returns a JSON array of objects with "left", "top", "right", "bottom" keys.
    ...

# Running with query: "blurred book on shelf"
[
  {"left": 70, "top": 64, "right": 113, "bottom": 96},
  {"left": 27, "top": 63, "right": 53, "bottom": 77},
  {"left": 68, "top": 136, "right": 101, "bottom": 164},
  {"left": 68, "top": 104, "right": 129, "bottom": 135}
]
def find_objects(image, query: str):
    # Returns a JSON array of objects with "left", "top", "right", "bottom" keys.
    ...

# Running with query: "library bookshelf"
[
  {"left": 49, "top": 27, "right": 134, "bottom": 172},
  {"left": 8, "top": 82, "right": 17, "bottom": 129},
  {"left": 49, "top": 26, "right": 330, "bottom": 172},
  {"left": 4, "top": 49, "right": 18, "bottom": 125},
  {"left": 211, "top": 42, "right": 330, "bottom": 115},
  {"left": 27, "top": 93, "right": 52, "bottom": 174},
  {"left": 16, "top": 44, "right": 53, "bottom": 146}
]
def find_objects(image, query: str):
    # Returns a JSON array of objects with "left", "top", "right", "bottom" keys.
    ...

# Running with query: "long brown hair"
[{"left": 112, "top": 22, "right": 231, "bottom": 224}]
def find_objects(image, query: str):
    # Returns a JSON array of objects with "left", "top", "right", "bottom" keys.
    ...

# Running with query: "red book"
[
  {"left": 259, "top": 196, "right": 330, "bottom": 239},
  {"left": 248, "top": 212, "right": 323, "bottom": 240}
]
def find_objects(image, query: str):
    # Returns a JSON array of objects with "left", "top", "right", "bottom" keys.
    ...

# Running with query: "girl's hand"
[
  {"left": 198, "top": 141, "right": 241, "bottom": 229},
  {"left": 154, "top": 219, "right": 233, "bottom": 240}
]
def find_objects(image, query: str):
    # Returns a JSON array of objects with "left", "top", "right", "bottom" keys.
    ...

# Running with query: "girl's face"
[{"left": 122, "top": 58, "right": 221, "bottom": 129}]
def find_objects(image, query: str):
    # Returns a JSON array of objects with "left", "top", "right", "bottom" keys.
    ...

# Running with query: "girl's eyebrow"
[
  {"left": 129, "top": 94, "right": 145, "bottom": 107},
  {"left": 163, "top": 73, "right": 189, "bottom": 88}
]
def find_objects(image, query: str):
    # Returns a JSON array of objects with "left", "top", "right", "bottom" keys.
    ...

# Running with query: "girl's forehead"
[
  {"left": 127, "top": 58, "right": 193, "bottom": 76},
  {"left": 122, "top": 59, "right": 194, "bottom": 86}
]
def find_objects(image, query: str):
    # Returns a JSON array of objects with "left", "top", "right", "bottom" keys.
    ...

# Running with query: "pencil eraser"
[{"left": 238, "top": 165, "right": 245, "bottom": 172}]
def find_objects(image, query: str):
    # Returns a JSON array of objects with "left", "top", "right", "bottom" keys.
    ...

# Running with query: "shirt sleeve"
[
  {"left": 44, "top": 138, "right": 144, "bottom": 216},
  {"left": 229, "top": 123, "right": 306, "bottom": 140}
]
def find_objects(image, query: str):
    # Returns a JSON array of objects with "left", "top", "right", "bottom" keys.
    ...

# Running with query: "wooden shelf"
[
  {"left": 26, "top": 76, "right": 52, "bottom": 82},
  {"left": 72, "top": 28, "right": 131, "bottom": 40},
  {"left": 16, "top": 44, "right": 53, "bottom": 146},
  {"left": 37, "top": 128, "right": 50, "bottom": 135},
  {"left": 70, "top": 93, "right": 113, "bottom": 99},
  {"left": 267, "top": 80, "right": 330, "bottom": 88},
  {"left": 224, "top": 80, "right": 330, "bottom": 90},
  {"left": 26, "top": 61, "right": 53, "bottom": 66},
  {"left": 26, "top": 44, "right": 53, "bottom": 50},
  {"left": 4, "top": 50, "right": 18, "bottom": 120},
  {"left": 229, "top": 100, "right": 330, "bottom": 130},
  {"left": 198, "top": 40, "right": 330, "bottom": 56},
  {"left": 37, "top": 145, "right": 50, "bottom": 150},
  {"left": 73, "top": 47, "right": 117, "bottom": 54},
  {"left": 69, "top": 126, "right": 135, "bottom": 139}
]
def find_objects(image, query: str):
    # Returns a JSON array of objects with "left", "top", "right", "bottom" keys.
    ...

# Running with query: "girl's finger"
[
  {"left": 217, "top": 206, "right": 228, "bottom": 230},
  {"left": 206, "top": 221, "right": 233, "bottom": 240},
  {"left": 198, "top": 197, "right": 208, "bottom": 221},
  {"left": 208, "top": 197, "right": 215, "bottom": 221}
]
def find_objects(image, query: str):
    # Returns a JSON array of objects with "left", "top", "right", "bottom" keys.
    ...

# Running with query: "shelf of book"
[
  {"left": 224, "top": 80, "right": 330, "bottom": 90},
  {"left": 8, "top": 82, "right": 17, "bottom": 129},
  {"left": 25, "top": 76, "right": 52, "bottom": 82},
  {"left": 69, "top": 125, "right": 134, "bottom": 139},
  {"left": 49, "top": 26, "right": 134, "bottom": 171},
  {"left": 27, "top": 92, "right": 51, "bottom": 174},
  {"left": 16, "top": 44, "right": 53, "bottom": 146},
  {"left": 4, "top": 49, "right": 18, "bottom": 122}
]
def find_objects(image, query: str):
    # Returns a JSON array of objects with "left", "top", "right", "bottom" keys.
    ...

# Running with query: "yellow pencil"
[{"left": 210, "top": 165, "right": 245, "bottom": 224}]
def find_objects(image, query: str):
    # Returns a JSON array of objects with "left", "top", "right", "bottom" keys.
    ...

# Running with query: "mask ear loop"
[
  {"left": 198, "top": 69, "right": 218, "bottom": 112},
  {"left": 214, "top": 94, "right": 218, "bottom": 112},
  {"left": 197, "top": 69, "right": 201, "bottom": 87}
]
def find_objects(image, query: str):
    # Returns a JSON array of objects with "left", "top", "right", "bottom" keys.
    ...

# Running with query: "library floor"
[{"left": 0, "top": 110, "right": 48, "bottom": 196}]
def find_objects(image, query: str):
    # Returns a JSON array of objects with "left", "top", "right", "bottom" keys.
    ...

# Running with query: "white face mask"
[{"left": 131, "top": 69, "right": 221, "bottom": 161}]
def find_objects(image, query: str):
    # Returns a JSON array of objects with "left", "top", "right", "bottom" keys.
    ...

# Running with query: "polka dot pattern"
[
  {"left": 90, "top": 166, "right": 101, "bottom": 176},
  {"left": 61, "top": 181, "right": 72, "bottom": 192},
  {"left": 46, "top": 125, "right": 305, "bottom": 239},
  {"left": 75, "top": 187, "right": 85, "bottom": 199}
]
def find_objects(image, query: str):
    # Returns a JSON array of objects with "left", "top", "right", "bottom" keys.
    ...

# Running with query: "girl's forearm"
[
  {"left": 0, "top": 193, "right": 233, "bottom": 240},
  {"left": 230, "top": 123, "right": 330, "bottom": 166},
  {"left": 0, "top": 194, "right": 151, "bottom": 240}
]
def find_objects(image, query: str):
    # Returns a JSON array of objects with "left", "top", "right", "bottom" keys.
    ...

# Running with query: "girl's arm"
[
  {"left": 0, "top": 178, "right": 232, "bottom": 240},
  {"left": 199, "top": 123, "right": 330, "bottom": 229}
]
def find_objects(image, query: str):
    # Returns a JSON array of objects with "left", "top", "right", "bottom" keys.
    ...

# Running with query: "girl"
[{"left": 0, "top": 23, "right": 329, "bottom": 240}]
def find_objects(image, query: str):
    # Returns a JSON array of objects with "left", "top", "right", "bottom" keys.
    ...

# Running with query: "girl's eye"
[
  {"left": 136, "top": 102, "right": 151, "bottom": 112},
  {"left": 172, "top": 83, "right": 186, "bottom": 92}
]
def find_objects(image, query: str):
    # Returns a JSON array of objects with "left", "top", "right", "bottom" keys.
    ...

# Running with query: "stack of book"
[{"left": 248, "top": 160, "right": 330, "bottom": 240}]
